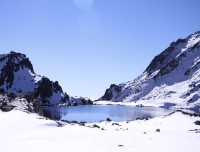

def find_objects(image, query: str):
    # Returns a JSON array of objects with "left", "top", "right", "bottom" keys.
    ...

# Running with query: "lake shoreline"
[{"left": 1, "top": 109, "right": 200, "bottom": 152}]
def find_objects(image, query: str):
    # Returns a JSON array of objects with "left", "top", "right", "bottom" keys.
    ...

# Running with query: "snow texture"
[
  {"left": 0, "top": 110, "right": 199, "bottom": 152},
  {"left": 100, "top": 31, "right": 200, "bottom": 110},
  {"left": 0, "top": 51, "right": 91, "bottom": 105},
  {"left": 0, "top": 94, "right": 34, "bottom": 112}
]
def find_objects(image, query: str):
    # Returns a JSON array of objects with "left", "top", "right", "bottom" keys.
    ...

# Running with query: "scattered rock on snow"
[
  {"left": 136, "top": 117, "right": 149, "bottom": 120},
  {"left": 188, "top": 129, "right": 200, "bottom": 133},
  {"left": 112, "top": 123, "right": 121, "bottom": 126},
  {"left": 106, "top": 118, "right": 112, "bottom": 122},
  {"left": 0, "top": 105, "right": 15, "bottom": 112},
  {"left": 79, "top": 122, "right": 86, "bottom": 126},
  {"left": 56, "top": 121, "right": 65, "bottom": 127},
  {"left": 194, "top": 121, "right": 200, "bottom": 125},
  {"left": 92, "top": 124, "right": 100, "bottom": 128}
]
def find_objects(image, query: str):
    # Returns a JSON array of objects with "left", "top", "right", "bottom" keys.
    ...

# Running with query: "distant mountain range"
[
  {"left": 0, "top": 51, "right": 92, "bottom": 106},
  {"left": 99, "top": 31, "right": 200, "bottom": 110}
]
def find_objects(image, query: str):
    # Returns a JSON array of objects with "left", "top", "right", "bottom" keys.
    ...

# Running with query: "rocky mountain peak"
[
  {"left": 145, "top": 38, "right": 187, "bottom": 75},
  {"left": 99, "top": 31, "right": 200, "bottom": 110},
  {"left": 99, "top": 84, "right": 122, "bottom": 101},
  {"left": 145, "top": 31, "right": 200, "bottom": 80},
  {"left": 0, "top": 51, "right": 92, "bottom": 106},
  {"left": 0, "top": 51, "right": 34, "bottom": 73},
  {"left": 0, "top": 51, "right": 35, "bottom": 91}
]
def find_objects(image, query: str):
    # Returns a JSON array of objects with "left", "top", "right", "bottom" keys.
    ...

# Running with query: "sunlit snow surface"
[
  {"left": 103, "top": 32, "right": 200, "bottom": 110},
  {"left": 0, "top": 110, "right": 199, "bottom": 152}
]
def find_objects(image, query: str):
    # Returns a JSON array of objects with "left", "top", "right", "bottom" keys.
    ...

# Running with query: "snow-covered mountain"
[
  {"left": 0, "top": 51, "right": 92, "bottom": 106},
  {"left": 99, "top": 31, "right": 200, "bottom": 109}
]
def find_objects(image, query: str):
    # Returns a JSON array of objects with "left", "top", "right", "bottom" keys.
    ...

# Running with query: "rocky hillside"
[
  {"left": 0, "top": 51, "right": 92, "bottom": 106},
  {"left": 99, "top": 31, "right": 200, "bottom": 109},
  {"left": 0, "top": 93, "right": 34, "bottom": 112}
]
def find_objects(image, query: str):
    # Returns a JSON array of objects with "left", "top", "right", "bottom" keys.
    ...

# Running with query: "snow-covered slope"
[
  {"left": 99, "top": 31, "right": 200, "bottom": 109},
  {"left": 0, "top": 110, "right": 199, "bottom": 152},
  {"left": 0, "top": 51, "right": 92, "bottom": 106}
]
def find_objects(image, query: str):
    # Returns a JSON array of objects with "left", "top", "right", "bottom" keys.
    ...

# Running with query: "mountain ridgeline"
[
  {"left": 0, "top": 51, "right": 92, "bottom": 106},
  {"left": 99, "top": 31, "right": 200, "bottom": 109}
]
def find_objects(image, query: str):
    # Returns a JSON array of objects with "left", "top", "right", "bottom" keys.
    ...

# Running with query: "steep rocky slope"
[
  {"left": 99, "top": 31, "right": 200, "bottom": 109},
  {"left": 0, "top": 51, "right": 92, "bottom": 106}
]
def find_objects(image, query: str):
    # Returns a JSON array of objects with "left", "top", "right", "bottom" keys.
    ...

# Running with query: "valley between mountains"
[{"left": 0, "top": 31, "right": 200, "bottom": 152}]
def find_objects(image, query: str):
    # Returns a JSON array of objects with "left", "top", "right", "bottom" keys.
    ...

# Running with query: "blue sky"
[{"left": 0, "top": 0, "right": 200, "bottom": 100}]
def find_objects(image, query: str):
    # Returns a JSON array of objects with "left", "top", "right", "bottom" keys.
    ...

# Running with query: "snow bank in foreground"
[{"left": 0, "top": 110, "right": 200, "bottom": 152}]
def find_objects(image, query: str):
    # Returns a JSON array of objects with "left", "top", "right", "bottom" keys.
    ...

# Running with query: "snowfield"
[{"left": 0, "top": 110, "right": 200, "bottom": 152}]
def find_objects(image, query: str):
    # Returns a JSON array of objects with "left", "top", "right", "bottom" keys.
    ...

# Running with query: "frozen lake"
[{"left": 42, "top": 105, "right": 172, "bottom": 122}]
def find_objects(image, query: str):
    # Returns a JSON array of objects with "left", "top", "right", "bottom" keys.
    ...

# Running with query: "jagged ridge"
[
  {"left": 0, "top": 51, "right": 92, "bottom": 106},
  {"left": 99, "top": 31, "right": 200, "bottom": 109}
]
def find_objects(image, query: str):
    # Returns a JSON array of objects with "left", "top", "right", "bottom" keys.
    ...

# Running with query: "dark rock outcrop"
[
  {"left": 0, "top": 51, "right": 91, "bottom": 106},
  {"left": 99, "top": 84, "right": 122, "bottom": 101}
]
